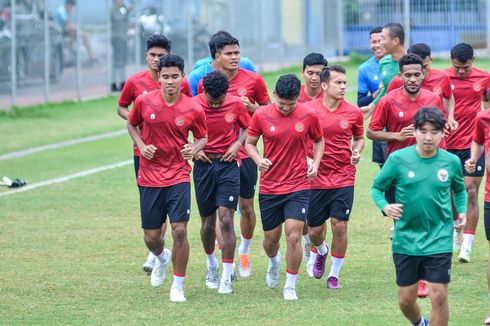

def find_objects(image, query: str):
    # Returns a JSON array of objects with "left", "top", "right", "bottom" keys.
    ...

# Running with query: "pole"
[
  {"left": 403, "top": 0, "right": 410, "bottom": 48},
  {"left": 10, "top": 0, "right": 17, "bottom": 107},
  {"left": 44, "top": 0, "right": 50, "bottom": 104},
  {"left": 75, "top": 0, "right": 81, "bottom": 101}
]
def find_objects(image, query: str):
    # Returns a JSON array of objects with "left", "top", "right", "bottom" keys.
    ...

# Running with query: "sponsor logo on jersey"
[
  {"left": 295, "top": 122, "right": 305, "bottom": 132},
  {"left": 398, "top": 111, "right": 404, "bottom": 118},
  {"left": 175, "top": 117, "right": 184, "bottom": 126},
  {"left": 150, "top": 113, "right": 156, "bottom": 120},
  {"left": 373, "top": 75, "right": 379, "bottom": 81},
  {"left": 225, "top": 113, "right": 234, "bottom": 122},
  {"left": 340, "top": 120, "right": 349, "bottom": 129},
  {"left": 270, "top": 126, "right": 276, "bottom": 132},
  {"left": 408, "top": 171, "right": 415, "bottom": 178},
  {"left": 437, "top": 169, "right": 449, "bottom": 182},
  {"left": 143, "top": 90, "right": 148, "bottom": 94},
  {"left": 451, "top": 84, "right": 455, "bottom": 90}
]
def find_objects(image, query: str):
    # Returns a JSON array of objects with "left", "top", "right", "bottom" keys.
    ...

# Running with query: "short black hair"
[
  {"left": 158, "top": 54, "right": 184, "bottom": 73},
  {"left": 383, "top": 22, "right": 405, "bottom": 45},
  {"left": 413, "top": 107, "right": 446, "bottom": 131},
  {"left": 275, "top": 74, "right": 301, "bottom": 100},
  {"left": 202, "top": 71, "right": 229, "bottom": 99},
  {"left": 147, "top": 34, "right": 171, "bottom": 52},
  {"left": 450, "top": 43, "right": 474, "bottom": 62},
  {"left": 209, "top": 31, "right": 232, "bottom": 59},
  {"left": 399, "top": 53, "right": 424, "bottom": 71},
  {"left": 211, "top": 33, "right": 239, "bottom": 59},
  {"left": 302, "top": 53, "right": 327, "bottom": 70},
  {"left": 369, "top": 26, "right": 382, "bottom": 35},
  {"left": 408, "top": 43, "right": 431, "bottom": 60},
  {"left": 320, "top": 64, "right": 346, "bottom": 83}
]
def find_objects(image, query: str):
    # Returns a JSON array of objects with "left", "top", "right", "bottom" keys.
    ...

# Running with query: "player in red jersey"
[
  {"left": 387, "top": 43, "right": 456, "bottom": 130},
  {"left": 465, "top": 109, "right": 490, "bottom": 325},
  {"left": 303, "top": 65, "right": 364, "bottom": 290},
  {"left": 246, "top": 74, "right": 324, "bottom": 300},
  {"left": 445, "top": 43, "right": 490, "bottom": 263},
  {"left": 127, "top": 55, "right": 208, "bottom": 302},
  {"left": 117, "top": 34, "right": 192, "bottom": 275},
  {"left": 192, "top": 71, "right": 250, "bottom": 294},
  {"left": 197, "top": 33, "right": 271, "bottom": 278}
]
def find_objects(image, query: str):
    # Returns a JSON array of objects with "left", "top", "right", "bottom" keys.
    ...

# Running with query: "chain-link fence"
[{"left": 1, "top": 0, "right": 489, "bottom": 109}]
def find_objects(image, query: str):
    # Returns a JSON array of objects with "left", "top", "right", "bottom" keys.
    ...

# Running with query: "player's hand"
[
  {"left": 141, "top": 144, "right": 157, "bottom": 160},
  {"left": 307, "top": 163, "right": 318, "bottom": 180},
  {"left": 383, "top": 203, "right": 403, "bottom": 220},
  {"left": 221, "top": 142, "right": 241, "bottom": 162},
  {"left": 372, "top": 83, "right": 384, "bottom": 99},
  {"left": 397, "top": 124, "right": 415, "bottom": 141},
  {"left": 258, "top": 158, "right": 272, "bottom": 173},
  {"left": 454, "top": 213, "right": 466, "bottom": 230},
  {"left": 464, "top": 158, "right": 476, "bottom": 174},
  {"left": 193, "top": 150, "right": 212, "bottom": 163},
  {"left": 306, "top": 157, "right": 314, "bottom": 170},
  {"left": 350, "top": 149, "right": 361, "bottom": 165},
  {"left": 447, "top": 117, "right": 459, "bottom": 131},
  {"left": 241, "top": 96, "right": 257, "bottom": 113},
  {"left": 181, "top": 144, "right": 194, "bottom": 160}
]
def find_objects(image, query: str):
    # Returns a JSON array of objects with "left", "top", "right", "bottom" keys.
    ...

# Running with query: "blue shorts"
[
  {"left": 133, "top": 155, "right": 140, "bottom": 179},
  {"left": 448, "top": 148, "right": 485, "bottom": 177},
  {"left": 240, "top": 158, "right": 257, "bottom": 199},
  {"left": 259, "top": 190, "right": 310, "bottom": 231},
  {"left": 484, "top": 201, "right": 490, "bottom": 241},
  {"left": 372, "top": 140, "right": 387, "bottom": 165},
  {"left": 307, "top": 186, "right": 354, "bottom": 227},
  {"left": 193, "top": 159, "right": 240, "bottom": 217},
  {"left": 393, "top": 253, "right": 452, "bottom": 286},
  {"left": 139, "top": 182, "right": 190, "bottom": 229}
]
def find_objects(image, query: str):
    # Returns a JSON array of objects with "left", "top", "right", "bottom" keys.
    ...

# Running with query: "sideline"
[
  {"left": 0, "top": 129, "right": 127, "bottom": 161},
  {"left": 0, "top": 160, "right": 132, "bottom": 197}
]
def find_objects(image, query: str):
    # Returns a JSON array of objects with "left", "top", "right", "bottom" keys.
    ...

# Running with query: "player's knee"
[
  {"left": 285, "top": 232, "right": 301, "bottom": 247},
  {"left": 172, "top": 225, "right": 187, "bottom": 244},
  {"left": 429, "top": 287, "right": 448, "bottom": 308},
  {"left": 239, "top": 202, "right": 255, "bottom": 217},
  {"left": 332, "top": 220, "right": 348, "bottom": 238},
  {"left": 219, "top": 216, "right": 234, "bottom": 234},
  {"left": 398, "top": 293, "right": 416, "bottom": 309}
]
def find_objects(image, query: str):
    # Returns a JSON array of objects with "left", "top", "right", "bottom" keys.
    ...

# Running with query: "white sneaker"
[
  {"left": 458, "top": 247, "right": 471, "bottom": 263},
  {"left": 283, "top": 287, "right": 298, "bottom": 300},
  {"left": 218, "top": 277, "right": 233, "bottom": 294},
  {"left": 453, "top": 230, "right": 462, "bottom": 253},
  {"left": 266, "top": 253, "right": 281, "bottom": 288},
  {"left": 142, "top": 252, "right": 156, "bottom": 275},
  {"left": 238, "top": 254, "right": 251, "bottom": 278},
  {"left": 169, "top": 286, "right": 186, "bottom": 302},
  {"left": 303, "top": 242, "right": 311, "bottom": 265},
  {"left": 205, "top": 266, "right": 219, "bottom": 289},
  {"left": 151, "top": 248, "right": 171, "bottom": 288}
]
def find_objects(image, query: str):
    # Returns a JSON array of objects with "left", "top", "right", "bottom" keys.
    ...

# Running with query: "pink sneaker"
[
  {"left": 327, "top": 276, "right": 341, "bottom": 289},
  {"left": 313, "top": 254, "right": 327, "bottom": 279}
]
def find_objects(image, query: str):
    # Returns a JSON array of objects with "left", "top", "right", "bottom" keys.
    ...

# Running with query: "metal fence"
[{"left": 1, "top": 0, "right": 489, "bottom": 109}]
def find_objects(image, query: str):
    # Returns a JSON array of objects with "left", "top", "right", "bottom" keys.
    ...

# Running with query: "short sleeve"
[
  {"left": 191, "top": 107, "right": 208, "bottom": 139},
  {"left": 369, "top": 97, "right": 389, "bottom": 131},
  {"left": 473, "top": 115, "right": 485, "bottom": 145},
  {"left": 247, "top": 112, "right": 262, "bottom": 137},
  {"left": 308, "top": 113, "right": 323, "bottom": 142},
  {"left": 128, "top": 96, "right": 143, "bottom": 126},
  {"left": 352, "top": 109, "right": 365, "bottom": 138},
  {"left": 254, "top": 76, "right": 271, "bottom": 105}
]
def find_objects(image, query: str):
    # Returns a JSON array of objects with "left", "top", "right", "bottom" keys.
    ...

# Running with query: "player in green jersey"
[{"left": 371, "top": 107, "right": 467, "bottom": 326}]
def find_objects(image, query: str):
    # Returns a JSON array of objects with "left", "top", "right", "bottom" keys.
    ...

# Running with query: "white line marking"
[
  {"left": 0, "top": 160, "right": 132, "bottom": 197},
  {"left": 0, "top": 129, "right": 127, "bottom": 161}
]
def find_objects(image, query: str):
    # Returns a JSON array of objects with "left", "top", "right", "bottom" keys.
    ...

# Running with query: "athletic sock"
[
  {"left": 239, "top": 235, "right": 252, "bottom": 255},
  {"left": 303, "top": 234, "right": 311, "bottom": 245},
  {"left": 207, "top": 251, "right": 219, "bottom": 268},
  {"left": 462, "top": 231, "right": 475, "bottom": 250},
  {"left": 316, "top": 243, "right": 328, "bottom": 256},
  {"left": 328, "top": 254, "right": 345, "bottom": 278},
  {"left": 155, "top": 249, "right": 169, "bottom": 264},
  {"left": 308, "top": 248, "right": 318, "bottom": 265},
  {"left": 285, "top": 270, "right": 298, "bottom": 289},
  {"left": 269, "top": 253, "right": 281, "bottom": 266},
  {"left": 172, "top": 273, "right": 185, "bottom": 290},
  {"left": 222, "top": 260, "right": 234, "bottom": 280}
]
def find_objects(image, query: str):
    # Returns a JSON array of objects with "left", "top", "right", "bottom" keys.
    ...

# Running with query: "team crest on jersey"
[
  {"left": 238, "top": 87, "right": 247, "bottom": 96},
  {"left": 473, "top": 83, "right": 481, "bottom": 92},
  {"left": 451, "top": 84, "right": 455, "bottom": 90},
  {"left": 143, "top": 90, "right": 148, "bottom": 94},
  {"left": 150, "top": 113, "right": 156, "bottom": 120},
  {"left": 175, "top": 117, "right": 184, "bottom": 126},
  {"left": 433, "top": 86, "right": 442, "bottom": 94},
  {"left": 437, "top": 169, "right": 449, "bottom": 182},
  {"left": 340, "top": 120, "right": 349, "bottom": 129},
  {"left": 270, "top": 126, "right": 276, "bottom": 132},
  {"left": 398, "top": 112, "right": 404, "bottom": 118},
  {"left": 225, "top": 113, "right": 234, "bottom": 122},
  {"left": 295, "top": 122, "right": 305, "bottom": 132}
]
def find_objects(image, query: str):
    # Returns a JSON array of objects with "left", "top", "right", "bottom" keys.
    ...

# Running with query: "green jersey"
[
  {"left": 371, "top": 146, "right": 467, "bottom": 255},
  {"left": 372, "top": 55, "right": 399, "bottom": 105}
]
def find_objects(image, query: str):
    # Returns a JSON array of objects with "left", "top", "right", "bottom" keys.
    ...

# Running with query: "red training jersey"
[
  {"left": 119, "top": 70, "right": 192, "bottom": 156},
  {"left": 297, "top": 85, "right": 323, "bottom": 103},
  {"left": 369, "top": 88, "right": 447, "bottom": 157},
  {"left": 128, "top": 90, "right": 207, "bottom": 187},
  {"left": 444, "top": 67, "right": 490, "bottom": 150},
  {"left": 247, "top": 102, "right": 323, "bottom": 195},
  {"left": 193, "top": 94, "right": 250, "bottom": 160},
  {"left": 472, "top": 109, "right": 490, "bottom": 201},
  {"left": 386, "top": 68, "right": 452, "bottom": 100},
  {"left": 305, "top": 98, "right": 364, "bottom": 189}
]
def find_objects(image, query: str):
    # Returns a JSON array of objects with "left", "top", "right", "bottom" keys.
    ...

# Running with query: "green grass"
[{"left": 1, "top": 58, "right": 489, "bottom": 325}]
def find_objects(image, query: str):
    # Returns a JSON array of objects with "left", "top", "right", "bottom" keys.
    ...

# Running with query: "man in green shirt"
[{"left": 371, "top": 107, "right": 467, "bottom": 326}]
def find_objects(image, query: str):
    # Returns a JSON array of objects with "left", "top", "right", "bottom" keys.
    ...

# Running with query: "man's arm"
[
  {"left": 366, "top": 126, "right": 414, "bottom": 142},
  {"left": 222, "top": 128, "right": 247, "bottom": 162},
  {"left": 308, "top": 138, "right": 324, "bottom": 180},
  {"left": 351, "top": 137, "right": 365, "bottom": 165},
  {"left": 127, "top": 122, "right": 156, "bottom": 160},
  {"left": 181, "top": 137, "right": 208, "bottom": 160},
  {"left": 118, "top": 106, "right": 130, "bottom": 120},
  {"left": 444, "top": 94, "right": 458, "bottom": 130},
  {"left": 245, "top": 135, "right": 272, "bottom": 173}
]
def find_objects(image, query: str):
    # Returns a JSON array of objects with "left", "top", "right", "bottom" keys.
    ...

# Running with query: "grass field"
[{"left": 1, "top": 57, "right": 490, "bottom": 325}]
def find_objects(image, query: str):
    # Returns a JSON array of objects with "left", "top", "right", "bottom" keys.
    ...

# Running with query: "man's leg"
[
  {"left": 308, "top": 223, "right": 327, "bottom": 278},
  {"left": 328, "top": 218, "right": 348, "bottom": 289},
  {"left": 398, "top": 284, "right": 424, "bottom": 324},
  {"left": 427, "top": 283, "right": 449, "bottom": 326},
  {"left": 263, "top": 225, "right": 282, "bottom": 289},
  {"left": 169, "top": 221, "right": 189, "bottom": 302},
  {"left": 217, "top": 207, "right": 236, "bottom": 293},
  {"left": 283, "top": 218, "right": 305, "bottom": 299},
  {"left": 459, "top": 176, "right": 483, "bottom": 262},
  {"left": 201, "top": 213, "right": 219, "bottom": 288}
]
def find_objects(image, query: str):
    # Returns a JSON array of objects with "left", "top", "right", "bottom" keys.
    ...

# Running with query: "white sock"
[
  {"left": 239, "top": 235, "right": 252, "bottom": 255},
  {"left": 269, "top": 253, "right": 281, "bottom": 266},
  {"left": 328, "top": 255, "right": 344, "bottom": 279},
  {"left": 222, "top": 261, "right": 233, "bottom": 280},
  {"left": 308, "top": 249, "right": 318, "bottom": 265},
  {"left": 155, "top": 249, "right": 169, "bottom": 264},
  {"left": 207, "top": 252, "right": 219, "bottom": 268},
  {"left": 285, "top": 271, "right": 298, "bottom": 289},
  {"left": 172, "top": 274, "right": 185, "bottom": 290},
  {"left": 462, "top": 233, "right": 475, "bottom": 250},
  {"left": 147, "top": 251, "right": 156, "bottom": 261},
  {"left": 303, "top": 234, "right": 311, "bottom": 245},
  {"left": 316, "top": 243, "right": 328, "bottom": 256}
]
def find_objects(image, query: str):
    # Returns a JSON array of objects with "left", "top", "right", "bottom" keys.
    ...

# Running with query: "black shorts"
[
  {"left": 307, "top": 186, "right": 354, "bottom": 227},
  {"left": 139, "top": 182, "right": 191, "bottom": 229},
  {"left": 393, "top": 253, "right": 452, "bottom": 286},
  {"left": 133, "top": 156, "right": 140, "bottom": 179},
  {"left": 193, "top": 159, "right": 240, "bottom": 217},
  {"left": 484, "top": 201, "right": 490, "bottom": 241},
  {"left": 372, "top": 140, "right": 387, "bottom": 164},
  {"left": 448, "top": 148, "right": 485, "bottom": 177},
  {"left": 259, "top": 190, "right": 310, "bottom": 232},
  {"left": 240, "top": 158, "right": 258, "bottom": 199}
]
